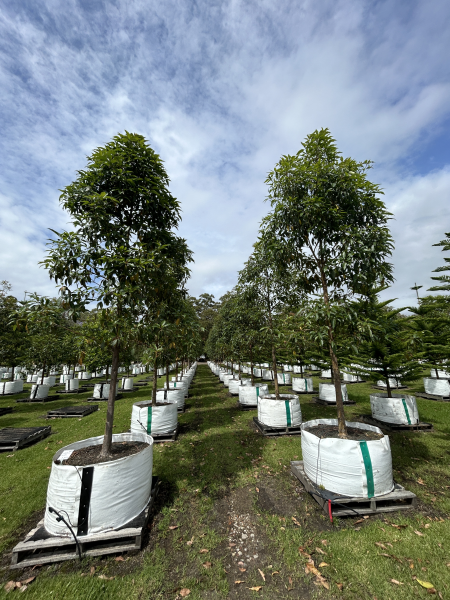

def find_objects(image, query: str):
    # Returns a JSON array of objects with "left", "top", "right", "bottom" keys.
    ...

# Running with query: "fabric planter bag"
[
  {"left": 60, "top": 374, "right": 73, "bottom": 384},
  {"left": 240, "top": 378, "right": 252, "bottom": 386},
  {"left": 82, "top": 372, "right": 92, "bottom": 380},
  {"left": 283, "top": 365, "right": 293, "bottom": 372},
  {"left": 370, "top": 393, "right": 420, "bottom": 425},
  {"left": 258, "top": 394, "right": 302, "bottom": 428},
  {"left": 156, "top": 388, "right": 185, "bottom": 408},
  {"left": 238, "top": 384, "right": 269, "bottom": 405},
  {"left": 93, "top": 383, "right": 118, "bottom": 399},
  {"left": 0, "top": 381, "right": 19, "bottom": 395},
  {"left": 223, "top": 374, "right": 235, "bottom": 387},
  {"left": 277, "top": 372, "right": 292, "bottom": 385},
  {"left": 43, "top": 376, "right": 56, "bottom": 387},
  {"left": 32, "top": 375, "right": 39, "bottom": 383},
  {"left": 131, "top": 402, "right": 178, "bottom": 435},
  {"left": 376, "top": 378, "right": 402, "bottom": 389},
  {"left": 318, "top": 383, "right": 349, "bottom": 403},
  {"left": 343, "top": 373, "right": 362, "bottom": 382},
  {"left": 15, "top": 380, "right": 24, "bottom": 393},
  {"left": 321, "top": 370, "right": 332, "bottom": 378},
  {"left": 66, "top": 379, "right": 80, "bottom": 391},
  {"left": 301, "top": 418, "right": 394, "bottom": 498},
  {"left": 430, "top": 369, "right": 450, "bottom": 378},
  {"left": 262, "top": 369, "right": 274, "bottom": 381},
  {"left": 44, "top": 432, "right": 153, "bottom": 537},
  {"left": 228, "top": 379, "right": 242, "bottom": 395},
  {"left": 30, "top": 384, "right": 50, "bottom": 399},
  {"left": 253, "top": 368, "right": 262, "bottom": 377},
  {"left": 164, "top": 381, "right": 188, "bottom": 397},
  {"left": 292, "top": 377, "right": 314, "bottom": 393},
  {"left": 424, "top": 377, "right": 450, "bottom": 396},
  {"left": 293, "top": 366, "right": 302, "bottom": 374},
  {"left": 122, "top": 377, "right": 134, "bottom": 390}
]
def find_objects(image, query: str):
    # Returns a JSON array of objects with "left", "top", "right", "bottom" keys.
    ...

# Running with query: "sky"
[{"left": 1, "top": 0, "right": 449, "bottom": 306}]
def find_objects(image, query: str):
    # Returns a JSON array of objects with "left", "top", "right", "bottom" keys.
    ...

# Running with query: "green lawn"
[{"left": 0, "top": 366, "right": 449, "bottom": 599}]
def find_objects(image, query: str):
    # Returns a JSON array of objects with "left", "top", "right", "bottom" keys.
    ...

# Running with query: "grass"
[{"left": 0, "top": 365, "right": 449, "bottom": 599}]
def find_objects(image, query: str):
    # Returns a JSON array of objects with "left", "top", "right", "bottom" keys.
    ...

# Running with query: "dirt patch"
[
  {"left": 305, "top": 424, "right": 383, "bottom": 441},
  {"left": 63, "top": 441, "right": 148, "bottom": 466}
]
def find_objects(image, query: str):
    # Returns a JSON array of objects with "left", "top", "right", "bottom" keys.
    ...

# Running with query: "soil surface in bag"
[
  {"left": 304, "top": 424, "right": 383, "bottom": 441},
  {"left": 62, "top": 441, "right": 149, "bottom": 466}
]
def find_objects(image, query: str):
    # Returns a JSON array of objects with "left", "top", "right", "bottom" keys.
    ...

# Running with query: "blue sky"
[{"left": 1, "top": 0, "right": 450, "bottom": 305}]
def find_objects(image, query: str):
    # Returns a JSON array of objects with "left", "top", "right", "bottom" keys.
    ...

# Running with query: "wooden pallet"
[
  {"left": 0, "top": 426, "right": 51, "bottom": 451},
  {"left": 10, "top": 478, "right": 161, "bottom": 569},
  {"left": 372, "top": 385, "right": 408, "bottom": 391},
  {"left": 46, "top": 405, "right": 99, "bottom": 419},
  {"left": 289, "top": 389, "right": 314, "bottom": 395},
  {"left": 0, "top": 407, "right": 13, "bottom": 417},
  {"left": 151, "top": 425, "right": 179, "bottom": 443},
  {"left": 133, "top": 383, "right": 148, "bottom": 387},
  {"left": 290, "top": 461, "right": 416, "bottom": 517},
  {"left": 415, "top": 392, "right": 450, "bottom": 403},
  {"left": 359, "top": 414, "right": 434, "bottom": 432},
  {"left": 312, "top": 396, "right": 356, "bottom": 406},
  {"left": 87, "top": 394, "right": 123, "bottom": 402},
  {"left": 57, "top": 387, "right": 89, "bottom": 394},
  {"left": 237, "top": 402, "right": 257, "bottom": 411},
  {"left": 16, "top": 395, "right": 60, "bottom": 403},
  {"left": 253, "top": 416, "right": 302, "bottom": 437}
]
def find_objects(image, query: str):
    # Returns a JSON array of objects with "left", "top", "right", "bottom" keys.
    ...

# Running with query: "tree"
[
  {"left": 429, "top": 232, "right": 450, "bottom": 294},
  {"left": 0, "top": 283, "right": 27, "bottom": 380},
  {"left": 43, "top": 132, "right": 192, "bottom": 457},
  {"left": 190, "top": 293, "right": 220, "bottom": 354},
  {"left": 264, "top": 128, "right": 394, "bottom": 436}
]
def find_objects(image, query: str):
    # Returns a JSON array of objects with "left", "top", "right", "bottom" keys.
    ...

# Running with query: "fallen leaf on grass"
[
  {"left": 375, "top": 542, "right": 387, "bottom": 549},
  {"left": 22, "top": 577, "right": 35, "bottom": 585},
  {"left": 416, "top": 580, "right": 435, "bottom": 589},
  {"left": 186, "top": 537, "right": 194, "bottom": 546},
  {"left": 255, "top": 487, "right": 259, "bottom": 493},
  {"left": 417, "top": 478, "right": 426, "bottom": 485},
  {"left": 425, "top": 524, "right": 431, "bottom": 529},
  {"left": 391, "top": 524, "right": 407, "bottom": 529},
  {"left": 239, "top": 567, "right": 246, "bottom": 572},
  {"left": 248, "top": 586, "right": 263, "bottom": 591},
  {"left": 319, "top": 562, "right": 329, "bottom": 567},
  {"left": 90, "top": 567, "right": 95, "bottom": 576},
  {"left": 414, "top": 530, "right": 424, "bottom": 537},
  {"left": 390, "top": 579, "right": 403, "bottom": 585},
  {"left": 115, "top": 556, "right": 124, "bottom": 562},
  {"left": 4, "top": 581, "right": 16, "bottom": 592},
  {"left": 292, "top": 516, "right": 301, "bottom": 526},
  {"left": 98, "top": 575, "right": 114, "bottom": 580},
  {"left": 199, "top": 548, "right": 209, "bottom": 553},
  {"left": 288, "top": 576, "right": 293, "bottom": 591},
  {"left": 272, "top": 571, "right": 279, "bottom": 576},
  {"left": 316, "top": 547, "right": 327, "bottom": 555},
  {"left": 321, "top": 539, "right": 328, "bottom": 545},
  {"left": 280, "top": 526, "right": 285, "bottom": 530},
  {"left": 229, "top": 542, "right": 236, "bottom": 547},
  {"left": 169, "top": 525, "right": 179, "bottom": 530},
  {"left": 179, "top": 589, "right": 191, "bottom": 597},
  {"left": 258, "top": 569, "right": 265, "bottom": 581},
  {"left": 336, "top": 582, "right": 343, "bottom": 590},
  {"left": 354, "top": 518, "right": 365, "bottom": 524},
  {"left": 202, "top": 562, "right": 212, "bottom": 569},
  {"left": 234, "top": 580, "right": 245, "bottom": 584}
]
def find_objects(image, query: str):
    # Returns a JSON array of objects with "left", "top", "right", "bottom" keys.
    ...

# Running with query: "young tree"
[
  {"left": 0, "top": 283, "right": 27, "bottom": 381},
  {"left": 429, "top": 232, "right": 450, "bottom": 295},
  {"left": 264, "top": 128, "right": 394, "bottom": 436},
  {"left": 43, "top": 132, "right": 192, "bottom": 457}
]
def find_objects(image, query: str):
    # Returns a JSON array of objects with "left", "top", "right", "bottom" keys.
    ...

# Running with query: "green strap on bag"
[
  {"left": 285, "top": 400, "right": 291, "bottom": 427},
  {"left": 304, "top": 378, "right": 308, "bottom": 391},
  {"left": 401, "top": 398, "right": 411, "bottom": 425},
  {"left": 360, "top": 441, "right": 374, "bottom": 498},
  {"left": 147, "top": 406, "right": 153, "bottom": 433}
]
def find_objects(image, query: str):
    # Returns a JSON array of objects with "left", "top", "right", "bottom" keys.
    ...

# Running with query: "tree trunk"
[
  {"left": 320, "top": 269, "right": 347, "bottom": 437},
  {"left": 10, "top": 364, "right": 15, "bottom": 382},
  {"left": 238, "top": 360, "right": 241, "bottom": 379},
  {"left": 41, "top": 362, "right": 46, "bottom": 385},
  {"left": 250, "top": 345, "right": 255, "bottom": 386},
  {"left": 272, "top": 344, "right": 280, "bottom": 398},
  {"left": 166, "top": 361, "right": 170, "bottom": 398},
  {"left": 100, "top": 344, "right": 120, "bottom": 458},
  {"left": 152, "top": 358, "right": 158, "bottom": 406},
  {"left": 106, "top": 365, "right": 109, "bottom": 381},
  {"left": 385, "top": 371, "right": 392, "bottom": 398},
  {"left": 300, "top": 362, "right": 303, "bottom": 377},
  {"left": 435, "top": 368, "right": 440, "bottom": 379}
]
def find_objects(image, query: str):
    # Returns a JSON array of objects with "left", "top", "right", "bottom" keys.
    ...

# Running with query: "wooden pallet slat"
[
  {"left": 16, "top": 395, "right": 60, "bottom": 403},
  {"left": 253, "top": 416, "right": 302, "bottom": 437},
  {"left": 10, "top": 478, "right": 161, "bottom": 568},
  {"left": 415, "top": 392, "right": 450, "bottom": 403},
  {"left": 86, "top": 394, "right": 123, "bottom": 402},
  {"left": 151, "top": 425, "right": 179, "bottom": 443},
  {"left": 290, "top": 461, "right": 416, "bottom": 517},
  {"left": 237, "top": 402, "right": 257, "bottom": 411},
  {"left": 0, "top": 407, "right": 13, "bottom": 417},
  {"left": 359, "top": 414, "right": 433, "bottom": 432},
  {"left": 46, "top": 405, "right": 99, "bottom": 419},
  {"left": 0, "top": 426, "right": 51, "bottom": 451}
]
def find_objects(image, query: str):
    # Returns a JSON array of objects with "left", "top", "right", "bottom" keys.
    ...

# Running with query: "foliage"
[
  {"left": 0, "top": 283, "right": 27, "bottom": 379},
  {"left": 429, "top": 231, "right": 450, "bottom": 294}
]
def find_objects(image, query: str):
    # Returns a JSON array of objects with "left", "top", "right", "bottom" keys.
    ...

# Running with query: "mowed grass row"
[{"left": 0, "top": 365, "right": 449, "bottom": 599}]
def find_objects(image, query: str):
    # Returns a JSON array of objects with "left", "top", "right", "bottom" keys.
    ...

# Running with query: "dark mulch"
[
  {"left": 63, "top": 441, "right": 149, "bottom": 466},
  {"left": 304, "top": 424, "right": 383, "bottom": 441}
]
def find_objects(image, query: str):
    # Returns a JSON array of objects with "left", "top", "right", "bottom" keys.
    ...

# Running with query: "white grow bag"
[
  {"left": 66, "top": 379, "right": 79, "bottom": 392},
  {"left": 292, "top": 377, "right": 313, "bottom": 393},
  {"left": 253, "top": 368, "right": 262, "bottom": 377},
  {"left": 262, "top": 369, "right": 274, "bottom": 381},
  {"left": 283, "top": 365, "right": 293, "bottom": 372},
  {"left": 60, "top": 374, "right": 73, "bottom": 384},
  {"left": 44, "top": 432, "right": 153, "bottom": 536},
  {"left": 0, "top": 381, "right": 19, "bottom": 395},
  {"left": 238, "top": 384, "right": 269, "bottom": 405},
  {"left": 430, "top": 369, "right": 450, "bottom": 379},
  {"left": 93, "top": 383, "right": 118, "bottom": 399},
  {"left": 301, "top": 418, "right": 394, "bottom": 498},
  {"left": 164, "top": 380, "right": 188, "bottom": 397},
  {"left": 122, "top": 377, "right": 134, "bottom": 390},
  {"left": 376, "top": 378, "right": 402, "bottom": 389},
  {"left": 424, "top": 378, "right": 450, "bottom": 396},
  {"left": 43, "top": 376, "right": 56, "bottom": 387},
  {"left": 277, "top": 372, "right": 291, "bottom": 385},
  {"left": 228, "top": 379, "right": 242, "bottom": 395},
  {"left": 156, "top": 388, "right": 185, "bottom": 408},
  {"left": 30, "top": 384, "right": 50, "bottom": 399},
  {"left": 343, "top": 373, "right": 362, "bottom": 383},
  {"left": 240, "top": 378, "right": 252, "bottom": 386},
  {"left": 321, "top": 370, "right": 332, "bottom": 378},
  {"left": 258, "top": 394, "right": 302, "bottom": 428},
  {"left": 370, "top": 393, "right": 419, "bottom": 425},
  {"left": 131, "top": 402, "right": 178, "bottom": 435},
  {"left": 319, "top": 383, "right": 349, "bottom": 403}
]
